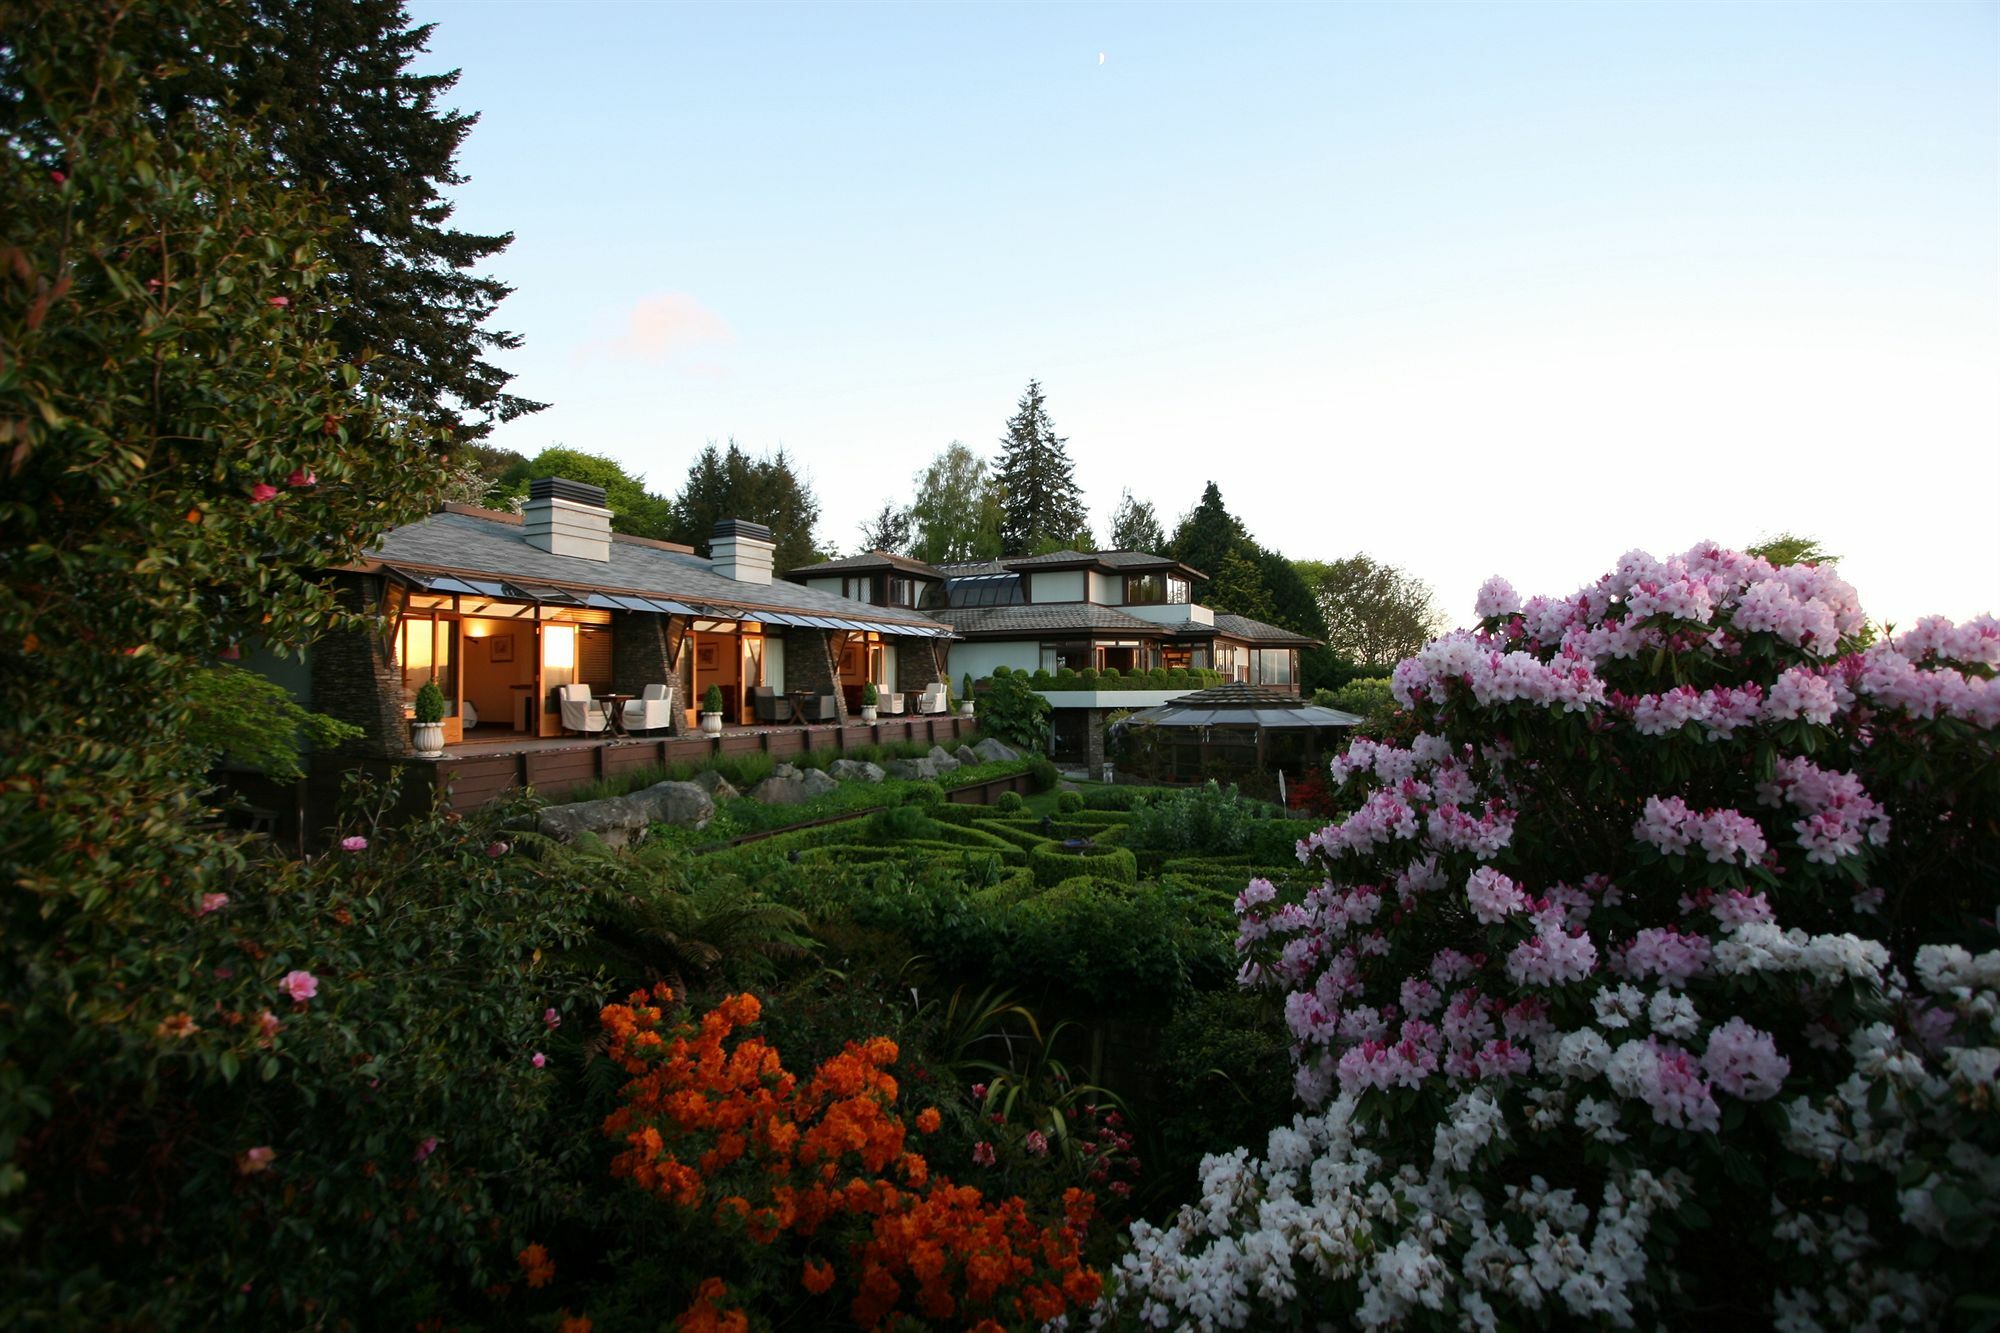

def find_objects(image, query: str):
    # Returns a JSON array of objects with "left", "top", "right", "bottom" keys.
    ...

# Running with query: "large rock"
[
  {"left": 972, "top": 737, "right": 1019, "bottom": 763},
  {"left": 772, "top": 763, "right": 802, "bottom": 780},
  {"left": 690, "top": 768, "right": 739, "bottom": 801},
  {"left": 630, "top": 780, "right": 716, "bottom": 828},
  {"left": 828, "top": 758, "right": 885, "bottom": 784},
  {"left": 749, "top": 767, "right": 840, "bottom": 805},
  {"left": 953, "top": 745, "right": 979, "bottom": 768},
  {"left": 536, "top": 795, "right": 650, "bottom": 848},
  {"left": 885, "top": 757, "right": 943, "bottom": 782},
  {"left": 927, "top": 745, "right": 960, "bottom": 773}
]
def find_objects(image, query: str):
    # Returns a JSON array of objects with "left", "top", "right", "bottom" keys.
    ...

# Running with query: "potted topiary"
[
  {"left": 700, "top": 683, "right": 725, "bottom": 736},
  {"left": 412, "top": 679, "right": 447, "bottom": 757},
  {"left": 860, "top": 680, "right": 879, "bottom": 723},
  {"left": 959, "top": 671, "right": 976, "bottom": 718}
]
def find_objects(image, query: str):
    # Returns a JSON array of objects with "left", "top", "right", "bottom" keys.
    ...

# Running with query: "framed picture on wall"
[
  {"left": 696, "top": 643, "right": 718, "bottom": 669},
  {"left": 490, "top": 634, "right": 514, "bottom": 663}
]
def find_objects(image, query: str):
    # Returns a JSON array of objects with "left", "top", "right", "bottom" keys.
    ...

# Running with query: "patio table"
[
  {"left": 786, "top": 689, "right": 816, "bottom": 727},
  {"left": 596, "top": 693, "right": 634, "bottom": 738}
]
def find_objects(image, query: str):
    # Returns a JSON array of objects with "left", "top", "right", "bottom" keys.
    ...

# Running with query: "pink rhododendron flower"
[
  {"left": 198, "top": 892, "right": 229, "bottom": 915},
  {"left": 267, "top": 296, "right": 289, "bottom": 307},
  {"left": 1024, "top": 1130, "right": 1049, "bottom": 1156},
  {"left": 487, "top": 841, "right": 510, "bottom": 858},
  {"left": 257, "top": 1010, "right": 282, "bottom": 1043},
  {"left": 1701, "top": 1018, "right": 1789, "bottom": 1100},
  {"left": 971, "top": 1141, "right": 998, "bottom": 1167},
  {"left": 279, "top": 970, "right": 318, "bottom": 1004},
  {"left": 286, "top": 468, "right": 316, "bottom": 487},
  {"left": 339, "top": 835, "right": 368, "bottom": 852},
  {"left": 414, "top": 1136, "right": 439, "bottom": 1163},
  {"left": 238, "top": 1146, "right": 277, "bottom": 1174},
  {"left": 543, "top": 1007, "right": 561, "bottom": 1029},
  {"left": 531, "top": 1051, "right": 547, "bottom": 1068},
  {"left": 1465, "top": 867, "right": 1528, "bottom": 924},
  {"left": 248, "top": 483, "right": 279, "bottom": 504},
  {"left": 1475, "top": 576, "right": 1521, "bottom": 620}
]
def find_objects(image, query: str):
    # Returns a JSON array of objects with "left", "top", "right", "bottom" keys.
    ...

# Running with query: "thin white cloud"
[{"left": 584, "top": 293, "right": 735, "bottom": 364}]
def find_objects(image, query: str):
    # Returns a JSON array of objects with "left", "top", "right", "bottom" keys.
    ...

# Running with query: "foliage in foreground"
[{"left": 1110, "top": 544, "right": 2000, "bottom": 1329}]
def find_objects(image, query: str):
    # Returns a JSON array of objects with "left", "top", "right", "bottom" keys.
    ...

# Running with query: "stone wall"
[
  {"left": 895, "top": 637, "right": 950, "bottom": 694},
  {"left": 611, "top": 611, "right": 686, "bottom": 734},
  {"left": 783, "top": 627, "right": 846, "bottom": 723},
  {"left": 310, "top": 572, "right": 409, "bottom": 760}
]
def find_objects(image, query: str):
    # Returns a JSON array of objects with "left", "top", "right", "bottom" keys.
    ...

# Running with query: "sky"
[{"left": 407, "top": 0, "right": 1999, "bottom": 630}]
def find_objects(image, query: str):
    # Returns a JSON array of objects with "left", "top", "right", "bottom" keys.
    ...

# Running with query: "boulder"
[
  {"left": 749, "top": 767, "right": 841, "bottom": 806},
  {"left": 828, "top": 758, "right": 886, "bottom": 784},
  {"left": 926, "top": 745, "right": 960, "bottom": 772},
  {"left": 690, "top": 768, "right": 739, "bottom": 801},
  {"left": 885, "top": 757, "right": 942, "bottom": 782},
  {"left": 952, "top": 745, "right": 979, "bottom": 768},
  {"left": 972, "top": 738, "right": 1019, "bottom": 763},
  {"left": 772, "top": 763, "right": 802, "bottom": 780},
  {"left": 630, "top": 781, "right": 716, "bottom": 828},
  {"left": 536, "top": 795, "right": 650, "bottom": 848}
]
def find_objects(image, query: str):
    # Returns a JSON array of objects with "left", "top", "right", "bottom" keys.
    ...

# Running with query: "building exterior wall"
[
  {"left": 611, "top": 611, "right": 686, "bottom": 734},
  {"left": 1089, "top": 571, "right": 1119, "bottom": 604},
  {"left": 947, "top": 640, "right": 1040, "bottom": 681},
  {"left": 783, "top": 627, "right": 846, "bottom": 722},
  {"left": 895, "top": 636, "right": 950, "bottom": 694},
  {"left": 1124, "top": 602, "right": 1212, "bottom": 626},
  {"left": 310, "top": 572, "right": 410, "bottom": 760},
  {"left": 1027, "top": 570, "right": 1087, "bottom": 604}
]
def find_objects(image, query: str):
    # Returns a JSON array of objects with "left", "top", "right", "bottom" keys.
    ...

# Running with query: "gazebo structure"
[{"left": 1111, "top": 682, "right": 1363, "bottom": 792}]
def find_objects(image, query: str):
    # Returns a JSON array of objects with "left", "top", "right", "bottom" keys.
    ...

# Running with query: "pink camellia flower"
[
  {"left": 199, "top": 892, "right": 229, "bottom": 915},
  {"left": 279, "top": 969, "right": 318, "bottom": 1004},
  {"left": 543, "top": 1007, "right": 561, "bottom": 1030},
  {"left": 238, "top": 1146, "right": 277, "bottom": 1175},
  {"left": 256, "top": 1010, "right": 282, "bottom": 1043},
  {"left": 413, "top": 1136, "right": 439, "bottom": 1163},
  {"left": 218, "top": 644, "right": 241, "bottom": 660},
  {"left": 971, "top": 1141, "right": 996, "bottom": 1167},
  {"left": 248, "top": 482, "right": 279, "bottom": 504},
  {"left": 340, "top": 835, "right": 368, "bottom": 852},
  {"left": 487, "top": 841, "right": 511, "bottom": 858},
  {"left": 267, "top": 296, "right": 290, "bottom": 307},
  {"left": 50, "top": 170, "right": 66, "bottom": 184},
  {"left": 531, "top": 1051, "right": 547, "bottom": 1069},
  {"left": 286, "top": 468, "right": 317, "bottom": 488},
  {"left": 1024, "top": 1130, "right": 1049, "bottom": 1157}
]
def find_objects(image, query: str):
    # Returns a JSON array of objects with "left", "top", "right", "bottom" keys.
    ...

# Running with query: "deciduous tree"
[
  {"left": 1298, "top": 554, "right": 1443, "bottom": 670},
  {"left": 1106, "top": 489, "right": 1167, "bottom": 554},
  {"left": 495, "top": 446, "right": 675, "bottom": 540},
  {"left": 857, "top": 501, "right": 914, "bottom": 555},
  {"left": 908, "top": 441, "right": 1002, "bottom": 565}
]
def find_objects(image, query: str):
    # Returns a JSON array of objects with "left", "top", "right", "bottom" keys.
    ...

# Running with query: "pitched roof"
[
  {"left": 786, "top": 550, "right": 943, "bottom": 578},
  {"left": 366, "top": 510, "right": 949, "bottom": 632},
  {"left": 1213, "top": 614, "right": 1320, "bottom": 646},
  {"left": 933, "top": 602, "right": 1166, "bottom": 637}
]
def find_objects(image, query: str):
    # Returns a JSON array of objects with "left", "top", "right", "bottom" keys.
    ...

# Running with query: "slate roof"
[
  {"left": 366, "top": 509, "right": 948, "bottom": 631},
  {"left": 933, "top": 602, "right": 1165, "bottom": 637},
  {"left": 787, "top": 550, "right": 943, "bottom": 578},
  {"left": 1150, "top": 613, "right": 1320, "bottom": 646}
]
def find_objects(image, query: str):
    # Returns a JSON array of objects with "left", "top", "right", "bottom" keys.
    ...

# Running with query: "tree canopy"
[
  {"left": 1297, "top": 554, "right": 1444, "bottom": 670},
  {"left": 494, "top": 446, "right": 676, "bottom": 541},
  {"left": 1106, "top": 489, "right": 1167, "bottom": 554},
  {"left": 1169, "top": 482, "right": 1249, "bottom": 588},
  {"left": 856, "top": 501, "right": 913, "bottom": 555},
  {"left": 1748, "top": 532, "right": 1839, "bottom": 567},
  {"left": 908, "top": 442, "right": 1002, "bottom": 565},
  {"left": 993, "top": 380, "right": 1088, "bottom": 556},
  {"left": 668, "top": 440, "right": 824, "bottom": 573}
]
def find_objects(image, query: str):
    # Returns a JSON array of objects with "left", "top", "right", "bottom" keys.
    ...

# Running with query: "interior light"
[{"left": 543, "top": 624, "right": 575, "bottom": 669}]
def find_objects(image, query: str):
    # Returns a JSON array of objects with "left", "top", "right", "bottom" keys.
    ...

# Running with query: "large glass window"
[
  {"left": 1250, "top": 648, "right": 1296, "bottom": 686},
  {"left": 844, "top": 576, "right": 879, "bottom": 604},
  {"left": 399, "top": 613, "right": 459, "bottom": 704}
]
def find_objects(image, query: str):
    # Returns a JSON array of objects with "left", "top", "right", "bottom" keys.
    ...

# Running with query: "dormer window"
[
  {"left": 1124, "top": 573, "right": 1189, "bottom": 605},
  {"left": 888, "top": 575, "right": 923, "bottom": 607},
  {"left": 843, "top": 576, "right": 879, "bottom": 604}
]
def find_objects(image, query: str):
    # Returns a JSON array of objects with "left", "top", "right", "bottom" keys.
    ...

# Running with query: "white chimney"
[
  {"left": 523, "top": 477, "right": 612, "bottom": 562},
  {"left": 710, "top": 518, "right": 774, "bottom": 584}
]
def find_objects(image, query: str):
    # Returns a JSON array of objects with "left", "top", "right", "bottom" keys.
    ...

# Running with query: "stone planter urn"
[
  {"left": 959, "top": 701, "right": 975, "bottom": 719},
  {"left": 699, "top": 712, "right": 724, "bottom": 737},
  {"left": 860, "top": 704, "right": 878, "bottom": 723},
  {"left": 411, "top": 721, "right": 445, "bottom": 758}
]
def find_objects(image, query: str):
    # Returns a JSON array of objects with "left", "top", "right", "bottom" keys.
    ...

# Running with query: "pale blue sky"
[{"left": 410, "top": 0, "right": 1998, "bottom": 628}]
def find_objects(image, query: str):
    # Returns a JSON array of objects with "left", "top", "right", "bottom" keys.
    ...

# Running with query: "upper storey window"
[{"left": 1124, "top": 573, "right": 1190, "bottom": 605}]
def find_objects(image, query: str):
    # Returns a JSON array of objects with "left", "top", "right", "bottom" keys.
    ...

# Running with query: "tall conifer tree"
[{"left": 993, "top": 380, "right": 1088, "bottom": 555}]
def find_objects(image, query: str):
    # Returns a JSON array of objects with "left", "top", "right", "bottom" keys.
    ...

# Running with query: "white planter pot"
[
  {"left": 412, "top": 721, "right": 445, "bottom": 758},
  {"left": 699, "top": 712, "right": 724, "bottom": 737},
  {"left": 860, "top": 705, "right": 878, "bottom": 723},
  {"left": 959, "top": 702, "right": 975, "bottom": 718}
]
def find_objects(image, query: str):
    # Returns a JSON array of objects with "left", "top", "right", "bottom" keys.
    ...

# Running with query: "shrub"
[
  {"left": 710, "top": 751, "right": 775, "bottom": 789},
  {"left": 412, "top": 679, "right": 447, "bottom": 724},
  {"left": 701, "top": 683, "right": 724, "bottom": 714},
  {"left": 860, "top": 680, "right": 878, "bottom": 706},
  {"left": 1316, "top": 675, "right": 1396, "bottom": 726},
  {"left": 866, "top": 803, "right": 936, "bottom": 842},
  {"left": 1055, "top": 789, "right": 1085, "bottom": 815},
  {"left": 977, "top": 670, "right": 1053, "bottom": 754},
  {"left": 1027, "top": 839, "right": 1135, "bottom": 888},
  {"left": 1166, "top": 669, "right": 1190, "bottom": 687},
  {"left": 994, "top": 790, "right": 1025, "bottom": 813},
  {"left": 1030, "top": 669, "right": 1054, "bottom": 689},
  {"left": 1054, "top": 669, "right": 1080, "bottom": 689},
  {"left": 1027, "top": 757, "right": 1060, "bottom": 792},
  {"left": 992, "top": 664, "right": 1013, "bottom": 678},
  {"left": 1004, "top": 876, "right": 1230, "bottom": 1004},
  {"left": 961, "top": 671, "right": 974, "bottom": 704},
  {"left": 1149, "top": 667, "right": 1169, "bottom": 684},
  {"left": 1078, "top": 667, "right": 1100, "bottom": 687},
  {"left": 1109, "top": 545, "right": 2000, "bottom": 1329},
  {"left": 1126, "top": 781, "right": 1266, "bottom": 854},
  {"left": 902, "top": 781, "right": 945, "bottom": 810}
]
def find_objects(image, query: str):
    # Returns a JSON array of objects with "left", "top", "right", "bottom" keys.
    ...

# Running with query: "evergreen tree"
[
  {"left": 64, "top": 0, "right": 548, "bottom": 443},
  {"left": 495, "top": 446, "right": 675, "bottom": 540},
  {"left": 1205, "top": 550, "right": 1278, "bottom": 623},
  {"left": 908, "top": 442, "right": 1003, "bottom": 565},
  {"left": 993, "top": 380, "right": 1088, "bottom": 556},
  {"left": 857, "top": 502, "right": 913, "bottom": 554},
  {"left": 1107, "top": 489, "right": 1168, "bottom": 554},
  {"left": 1169, "top": 481, "right": 1250, "bottom": 592},
  {"left": 668, "top": 440, "right": 824, "bottom": 573}
]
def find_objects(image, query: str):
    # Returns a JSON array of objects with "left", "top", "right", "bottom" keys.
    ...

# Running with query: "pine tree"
[
  {"left": 1169, "top": 481, "right": 1249, "bottom": 591},
  {"left": 1107, "top": 490, "right": 1168, "bottom": 554},
  {"left": 993, "top": 380, "right": 1088, "bottom": 556},
  {"left": 668, "top": 441, "right": 824, "bottom": 574},
  {"left": 909, "top": 442, "right": 1003, "bottom": 565}
]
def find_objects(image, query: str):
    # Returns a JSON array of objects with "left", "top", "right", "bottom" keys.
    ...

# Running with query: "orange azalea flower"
[
  {"left": 801, "top": 1257, "right": 835, "bottom": 1295},
  {"left": 516, "top": 1242, "right": 556, "bottom": 1289},
  {"left": 675, "top": 1277, "right": 748, "bottom": 1333},
  {"left": 914, "top": 1106, "right": 941, "bottom": 1134},
  {"left": 555, "top": 1314, "right": 591, "bottom": 1333},
  {"left": 155, "top": 1012, "right": 199, "bottom": 1039}
]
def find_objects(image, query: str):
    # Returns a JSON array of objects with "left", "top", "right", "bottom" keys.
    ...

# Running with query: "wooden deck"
[{"left": 414, "top": 714, "right": 979, "bottom": 811}]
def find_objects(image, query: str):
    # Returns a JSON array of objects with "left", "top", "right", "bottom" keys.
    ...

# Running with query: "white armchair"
[
  {"left": 623, "top": 683, "right": 674, "bottom": 733},
  {"left": 557, "top": 683, "right": 607, "bottom": 735},
  {"left": 879, "top": 691, "right": 906, "bottom": 715},
  {"left": 916, "top": 683, "right": 948, "bottom": 715}
]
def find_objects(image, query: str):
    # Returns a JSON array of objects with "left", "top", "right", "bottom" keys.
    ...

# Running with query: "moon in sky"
[{"left": 1097, "top": 51, "right": 1106, "bottom": 65}]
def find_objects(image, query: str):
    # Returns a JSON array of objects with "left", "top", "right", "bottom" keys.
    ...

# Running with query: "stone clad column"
[
  {"left": 311, "top": 572, "right": 410, "bottom": 759},
  {"left": 611, "top": 611, "right": 685, "bottom": 734},
  {"left": 783, "top": 628, "right": 846, "bottom": 723}
]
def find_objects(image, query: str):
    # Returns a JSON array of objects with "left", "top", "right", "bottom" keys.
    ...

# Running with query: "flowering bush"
[
  {"left": 601, "top": 985, "right": 1105, "bottom": 1328},
  {"left": 1108, "top": 544, "right": 1999, "bottom": 1329}
]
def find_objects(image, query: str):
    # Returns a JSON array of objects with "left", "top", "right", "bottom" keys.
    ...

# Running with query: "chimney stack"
[
  {"left": 523, "top": 477, "right": 612, "bottom": 562},
  {"left": 710, "top": 518, "right": 775, "bottom": 584}
]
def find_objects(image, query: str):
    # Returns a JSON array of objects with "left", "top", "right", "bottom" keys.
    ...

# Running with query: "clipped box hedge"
[{"left": 1028, "top": 840, "right": 1138, "bottom": 888}]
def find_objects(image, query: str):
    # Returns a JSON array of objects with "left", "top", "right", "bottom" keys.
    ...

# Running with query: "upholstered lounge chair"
[
  {"left": 878, "top": 691, "right": 906, "bottom": 715},
  {"left": 623, "top": 683, "right": 673, "bottom": 733},
  {"left": 750, "top": 685, "right": 793, "bottom": 723},
  {"left": 916, "top": 683, "right": 948, "bottom": 715},
  {"left": 557, "top": 682, "right": 607, "bottom": 735}
]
